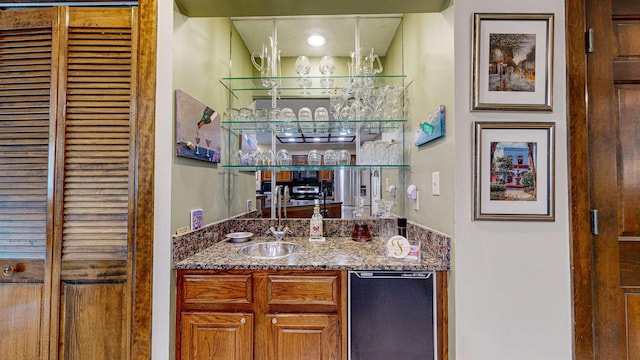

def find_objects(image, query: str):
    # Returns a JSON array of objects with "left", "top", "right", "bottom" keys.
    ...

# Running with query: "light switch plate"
[{"left": 432, "top": 172, "right": 440, "bottom": 196}]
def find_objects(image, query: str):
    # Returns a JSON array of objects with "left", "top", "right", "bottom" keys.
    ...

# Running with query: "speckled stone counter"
[
  {"left": 175, "top": 235, "right": 448, "bottom": 271},
  {"left": 173, "top": 216, "right": 451, "bottom": 271}
]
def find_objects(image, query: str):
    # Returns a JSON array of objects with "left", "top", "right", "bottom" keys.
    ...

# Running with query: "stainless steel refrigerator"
[{"left": 334, "top": 168, "right": 381, "bottom": 219}]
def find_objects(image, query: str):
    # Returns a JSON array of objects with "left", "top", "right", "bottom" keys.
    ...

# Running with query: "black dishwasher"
[{"left": 348, "top": 270, "right": 436, "bottom": 360}]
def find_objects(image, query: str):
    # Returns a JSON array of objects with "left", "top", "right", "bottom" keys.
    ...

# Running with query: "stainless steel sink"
[{"left": 237, "top": 241, "right": 301, "bottom": 259}]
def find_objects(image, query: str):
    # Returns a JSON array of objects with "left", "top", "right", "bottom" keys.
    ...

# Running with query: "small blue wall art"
[{"left": 414, "top": 105, "right": 445, "bottom": 147}]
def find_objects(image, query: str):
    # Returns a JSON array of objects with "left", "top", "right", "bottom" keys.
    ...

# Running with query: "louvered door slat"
[
  {"left": 0, "top": 26, "right": 52, "bottom": 260},
  {"left": 61, "top": 23, "right": 132, "bottom": 262}
]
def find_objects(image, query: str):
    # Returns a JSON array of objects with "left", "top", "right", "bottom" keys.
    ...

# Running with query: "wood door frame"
[
  {"left": 133, "top": 0, "right": 156, "bottom": 358},
  {"left": 566, "top": 0, "right": 596, "bottom": 358}
]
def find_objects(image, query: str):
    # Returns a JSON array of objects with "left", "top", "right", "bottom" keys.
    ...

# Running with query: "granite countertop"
[{"left": 175, "top": 236, "right": 447, "bottom": 271}]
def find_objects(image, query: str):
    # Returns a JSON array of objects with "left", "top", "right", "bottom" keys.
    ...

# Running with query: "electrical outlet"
[{"left": 432, "top": 172, "right": 440, "bottom": 196}]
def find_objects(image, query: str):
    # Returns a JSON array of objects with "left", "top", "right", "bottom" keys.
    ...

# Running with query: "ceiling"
[
  {"left": 232, "top": 16, "right": 402, "bottom": 57},
  {"left": 177, "top": 0, "right": 448, "bottom": 57},
  {"left": 175, "top": 0, "right": 449, "bottom": 18}
]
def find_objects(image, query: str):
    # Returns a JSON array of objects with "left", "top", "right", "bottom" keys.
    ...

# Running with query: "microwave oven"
[{"left": 293, "top": 170, "right": 319, "bottom": 181}]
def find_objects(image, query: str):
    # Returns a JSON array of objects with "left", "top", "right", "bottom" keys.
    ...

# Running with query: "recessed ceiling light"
[
  {"left": 288, "top": 138, "right": 296, "bottom": 142},
  {"left": 313, "top": 137, "right": 321, "bottom": 142},
  {"left": 284, "top": 132, "right": 292, "bottom": 136},
  {"left": 307, "top": 35, "right": 325, "bottom": 47},
  {"left": 339, "top": 131, "right": 348, "bottom": 136},
  {"left": 338, "top": 137, "right": 345, "bottom": 141}
]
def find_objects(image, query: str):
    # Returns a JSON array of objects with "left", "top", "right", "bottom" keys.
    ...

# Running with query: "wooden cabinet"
[
  {"left": 261, "top": 170, "right": 291, "bottom": 182},
  {"left": 292, "top": 155, "right": 307, "bottom": 165},
  {"left": 319, "top": 170, "right": 333, "bottom": 182},
  {"left": 261, "top": 202, "right": 341, "bottom": 218},
  {"left": 181, "top": 312, "right": 253, "bottom": 360},
  {"left": 266, "top": 314, "right": 339, "bottom": 360},
  {"left": 276, "top": 171, "right": 292, "bottom": 182},
  {"left": 177, "top": 270, "right": 346, "bottom": 360}
]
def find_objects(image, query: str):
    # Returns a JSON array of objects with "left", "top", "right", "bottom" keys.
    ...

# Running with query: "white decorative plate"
[{"left": 226, "top": 232, "right": 253, "bottom": 243}]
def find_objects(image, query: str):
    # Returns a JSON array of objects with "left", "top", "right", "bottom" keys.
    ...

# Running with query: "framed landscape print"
[
  {"left": 472, "top": 13, "right": 554, "bottom": 111},
  {"left": 473, "top": 122, "right": 555, "bottom": 221}
]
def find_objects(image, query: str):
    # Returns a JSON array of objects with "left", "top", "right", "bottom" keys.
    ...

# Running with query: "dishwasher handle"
[{"left": 350, "top": 271, "right": 433, "bottom": 280}]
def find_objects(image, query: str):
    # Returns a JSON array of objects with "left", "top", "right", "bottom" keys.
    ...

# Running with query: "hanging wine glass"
[{"left": 295, "top": 55, "right": 311, "bottom": 96}]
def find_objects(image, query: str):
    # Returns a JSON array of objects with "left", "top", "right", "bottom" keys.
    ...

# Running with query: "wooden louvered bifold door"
[
  {"left": 0, "top": 6, "right": 144, "bottom": 359},
  {"left": 0, "top": 8, "right": 56, "bottom": 359},
  {"left": 53, "top": 7, "right": 138, "bottom": 360}
]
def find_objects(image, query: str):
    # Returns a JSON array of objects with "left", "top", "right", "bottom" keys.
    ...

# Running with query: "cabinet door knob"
[
  {"left": 240, "top": 317, "right": 246, "bottom": 325},
  {"left": 271, "top": 318, "right": 277, "bottom": 324},
  {"left": 2, "top": 263, "right": 25, "bottom": 277}
]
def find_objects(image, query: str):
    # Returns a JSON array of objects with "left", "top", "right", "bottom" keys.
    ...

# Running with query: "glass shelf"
[
  {"left": 221, "top": 119, "right": 406, "bottom": 132},
  {"left": 223, "top": 164, "right": 410, "bottom": 171},
  {"left": 220, "top": 74, "right": 407, "bottom": 98}
]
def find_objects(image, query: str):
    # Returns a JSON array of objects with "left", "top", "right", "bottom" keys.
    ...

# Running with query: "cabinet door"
[
  {"left": 276, "top": 171, "right": 291, "bottom": 182},
  {"left": 266, "top": 314, "right": 339, "bottom": 360},
  {"left": 319, "top": 170, "right": 332, "bottom": 182},
  {"left": 181, "top": 312, "right": 253, "bottom": 360},
  {"left": 292, "top": 155, "right": 307, "bottom": 165},
  {"left": 261, "top": 170, "right": 272, "bottom": 181}
]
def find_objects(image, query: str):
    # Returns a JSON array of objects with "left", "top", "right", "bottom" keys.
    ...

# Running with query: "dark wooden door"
[{"left": 583, "top": 0, "right": 640, "bottom": 358}]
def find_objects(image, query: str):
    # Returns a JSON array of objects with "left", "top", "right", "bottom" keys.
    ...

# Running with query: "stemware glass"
[
  {"left": 295, "top": 55, "right": 311, "bottom": 76},
  {"left": 323, "top": 149, "right": 337, "bottom": 165},
  {"left": 319, "top": 56, "right": 335, "bottom": 94},
  {"left": 314, "top": 107, "right": 329, "bottom": 133},
  {"left": 276, "top": 149, "right": 292, "bottom": 165},
  {"left": 337, "top": 150, "right": 351, "bottom": 165},
  {"left": 319, "top": 56, "right": 335, "bottom": 75},
  {"left": 248, "top": 150, "right": 261, "bottom": 165},
  {"left": 298, "top": 107, "right": 313, "bottom": 133},
  {"left": 307, "top": 149, "right": 322, "bottom": 166},
  {"left": 193, "top": 129, "right": 201, "bottom": 155},
  {"left": 261, "top": 149, "right": 275, "bottom": 166},
  {"left": 205, "top": 134, "right": 212, "bottom": 158},
  {"left": 295, "top": 56, "right": 312, "bottom": 96},
  {"left": 329, "top": 94, "right": 345, "bottom": 119}
]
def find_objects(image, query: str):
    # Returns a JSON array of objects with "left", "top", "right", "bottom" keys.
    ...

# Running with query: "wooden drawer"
[
  {"left": 182, "top": 274, "right": 253, "bottom": 305},
  {"left": 266, "top": 274, "right": 338, "bottom": 306}
]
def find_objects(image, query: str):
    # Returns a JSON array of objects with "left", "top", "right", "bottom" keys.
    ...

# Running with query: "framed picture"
[
  {"left": 190, "top": 209, "right": 203, "bottom": 231},
  {"left": 472, "top": 13, "right": 554, "bottom": 111},
  {"left": 175, "top": 89, "right": 222, "bottom": 163},
  {"left": 473, "top": 122, "right": 555, "bottom": 221}
]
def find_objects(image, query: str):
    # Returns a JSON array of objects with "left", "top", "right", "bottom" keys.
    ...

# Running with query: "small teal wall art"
[{"left": 414, "top": 105, "right": 445, "bottom": 147}]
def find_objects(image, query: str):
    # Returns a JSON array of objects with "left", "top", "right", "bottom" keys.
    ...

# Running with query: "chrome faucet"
[{"left": 268, "top": 185, "right": 292, "bottom": 241}]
